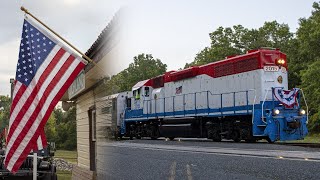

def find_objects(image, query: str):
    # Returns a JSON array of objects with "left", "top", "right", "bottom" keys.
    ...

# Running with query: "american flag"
[
  {"left": 5, "top": 18, "right": 86, "bottom": 173},
  {"left": 176, "top": 86, "right": 182, "bottom": 94}
]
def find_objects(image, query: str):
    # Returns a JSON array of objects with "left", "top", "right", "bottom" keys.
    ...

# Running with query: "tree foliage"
[
  {"left": 300, "top": 60, "right": 320, "bottom": 132},
  {"left": 296, "top": 2, "right": 320, "bottom": 132},
  {"left": 53, "top": 107, "right": 76, "bottom": 150},
  {"left": 0, "top": 96, "right": 11, "bottom": 131},
  {"left": 185, "top": 21, "right": 293, "bottom": 68},
  {"left": 108, "top": 53, "right": 167, "bottom": 93}
]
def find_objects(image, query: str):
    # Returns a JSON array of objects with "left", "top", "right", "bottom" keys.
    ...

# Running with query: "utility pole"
[{"left": 10, "top": 78, "right": 14, "bottom": 102}]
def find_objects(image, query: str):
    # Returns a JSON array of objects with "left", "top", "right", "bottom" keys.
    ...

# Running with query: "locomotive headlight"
[
  {"left": 276, "top": 59, "right": 286, "bottom": 65},
  {"left": 299, "top": 109, "right": 306, "bottom": 115},
  {"left": 273, "top": 109, "right": 280, "bottom": 115}
]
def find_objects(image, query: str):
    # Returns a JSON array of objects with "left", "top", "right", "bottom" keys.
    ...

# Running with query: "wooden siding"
[{"left": 76, "top": 91, "right": 94, "bottom": 169}]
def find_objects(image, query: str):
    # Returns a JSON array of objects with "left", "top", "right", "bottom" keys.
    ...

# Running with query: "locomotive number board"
[{"left": 263, "top": 66, "right": 279, "bottom": 72}]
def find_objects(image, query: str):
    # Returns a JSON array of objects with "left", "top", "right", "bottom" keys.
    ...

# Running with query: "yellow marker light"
[
  {"left": 305, "top": 158, "right": 309, "bottom": 161},
  {"left": 276, "top": 59, "right": 286, "bottom": 65},
  {"left": 278, "top": 156, "right": 284, "bottom": 159}
]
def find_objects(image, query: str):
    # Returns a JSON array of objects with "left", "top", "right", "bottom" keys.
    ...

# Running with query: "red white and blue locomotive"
[{"left": 114, "top": 48, "right": 308, "bottom": 142}]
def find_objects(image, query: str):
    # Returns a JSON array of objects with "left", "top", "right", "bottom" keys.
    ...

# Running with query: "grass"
[
  {"left": 57, "top": 170, "right": 72, "bottom": 180},
  {"left": 277, "top": 133, "right": 320, "bottom": 144},
  {"left": 55, "top": 150, "right": 77, "bottom": 164},
  {"left": 291, "top": 133, "right": 320, "bottom": 143},
  {"left": 55, "top": 150, "right": 77, "bottom": 180}
]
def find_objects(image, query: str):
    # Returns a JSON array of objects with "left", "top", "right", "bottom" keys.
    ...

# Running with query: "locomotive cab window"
[
  {"left": 133, "top": 88, "right": 141, "bottom": 99},
  {"left": 126, "top": 97, "right": 131, "bottom": 108},
  {"left": 144, "top": 87, "right": 150, "bottom": 97}
]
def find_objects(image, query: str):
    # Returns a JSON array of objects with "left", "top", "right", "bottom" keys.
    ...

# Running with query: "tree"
[
  {"left": 185, "top": 21, "right": 293, "bottom": 68},
  {"left": 44, "top": 114, "right": 57, "bottom": 142},
  {"left": 109, "top": 53, "right": 167, "bottom": 92},
  {"left": 291, "top": 2, "right": 320, "bottom": 133},
  {"left": 300, "top": 60, "right": 320, "bottom": 133},
  {"left": 53, "top": 107, "right": 77, "bottom": 150},
  {"left": 0, "top": 95, "right": 11, "bottom": 130}
]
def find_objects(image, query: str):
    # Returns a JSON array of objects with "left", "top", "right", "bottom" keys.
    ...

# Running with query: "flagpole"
[{"left": 20, "top": 6, "right": 109, "bottom": 77}]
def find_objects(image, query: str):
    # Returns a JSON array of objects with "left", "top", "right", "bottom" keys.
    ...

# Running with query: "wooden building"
[{"left": 62, "top": 10, "right": 125, "bottom": 180}]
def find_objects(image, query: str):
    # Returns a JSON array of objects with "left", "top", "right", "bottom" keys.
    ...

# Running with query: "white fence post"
[{"left": 33, "top": 152, "right": 37, "bottom": 180}]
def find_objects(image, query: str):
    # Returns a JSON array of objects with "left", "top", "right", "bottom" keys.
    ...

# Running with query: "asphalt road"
[{"left": 96, "top": 138, "right": 320, "bottom": 180}]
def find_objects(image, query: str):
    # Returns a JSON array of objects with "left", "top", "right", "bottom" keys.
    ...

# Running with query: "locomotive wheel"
[
  {"left": 266, "top": 137, "right": 275, "bottom": 143},
  {"left": 151, "top": 128, "right": 160, "bottom": 140},
  {"left": 232, "top": 131, "right": 241, "bottom": 142},
  {"left": 212, "top": 129, "right": 221, "bottom": 142}
]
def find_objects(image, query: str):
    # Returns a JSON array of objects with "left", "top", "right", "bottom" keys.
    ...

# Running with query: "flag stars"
[
  {"left": 23, "top": 66, "right": 27, "bottom": 70},
  {"left": 25, "top": 78, "right": 28, "bottom": 82},
  {"left": 36, "top": 32, "right": 40, "bottom": 36}
]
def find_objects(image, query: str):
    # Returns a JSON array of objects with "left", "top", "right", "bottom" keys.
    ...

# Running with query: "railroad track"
[{"left": 279, "top": 143, "right": 320, "bottom": 148}]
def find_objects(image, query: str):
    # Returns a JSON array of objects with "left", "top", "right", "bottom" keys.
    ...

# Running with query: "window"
[
  {"left": 126, "top": 97, "right": 131, "bottom": 108},
  {"left": 134, "top": 88, "right": 141, "bottom": 99},
  {"left": 145, "top": 87, "right": 150, "bottom": 97}
]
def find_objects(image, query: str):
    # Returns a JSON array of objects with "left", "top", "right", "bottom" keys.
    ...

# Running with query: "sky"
[{"left": 0, "top": 0, "right": 316, "bottom": 95}]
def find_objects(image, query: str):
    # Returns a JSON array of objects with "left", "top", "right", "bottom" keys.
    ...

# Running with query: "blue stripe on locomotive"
[{"left": 121, "top": 101, "right": 308, "bottom": 142}]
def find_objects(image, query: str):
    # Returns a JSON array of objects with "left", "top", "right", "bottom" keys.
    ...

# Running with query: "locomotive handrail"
[
  {"left": 300, "top": 89, "right": 309, "bottom": 124},
  {"left": 251, "top": 89, "right": 257, "bottom": 125},
  {"left": 261, "top": 89, "right": 271, "bottom": 124},
  {"left": 141, "top": 89, "right": 257, "bottom": 118}
]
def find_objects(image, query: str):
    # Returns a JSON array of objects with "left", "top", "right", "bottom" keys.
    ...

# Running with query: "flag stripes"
[
  {"left": 5, "top": 45, "right": 85, "bottom": 172},
  {"left": 7, "top": 46, "right": 64, "bottom": 140}
]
